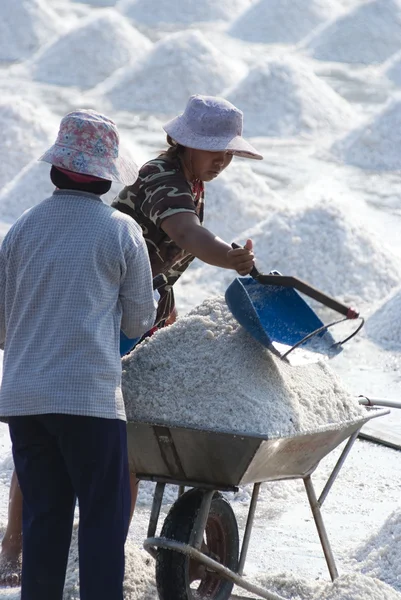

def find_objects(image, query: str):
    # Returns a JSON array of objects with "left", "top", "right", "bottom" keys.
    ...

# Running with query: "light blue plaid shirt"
[{"left": 0, "top": 190, "right": 157, "bottom": 420}]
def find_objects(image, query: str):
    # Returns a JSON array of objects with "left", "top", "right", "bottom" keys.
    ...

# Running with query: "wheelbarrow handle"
[{"left": 231, "top": 243, "right": 359, "bottom": 319}]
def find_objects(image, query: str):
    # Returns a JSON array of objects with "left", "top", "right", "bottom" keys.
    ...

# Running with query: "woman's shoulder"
[{"left": 139, "top": 155, "right": 185, "bottom": 184}]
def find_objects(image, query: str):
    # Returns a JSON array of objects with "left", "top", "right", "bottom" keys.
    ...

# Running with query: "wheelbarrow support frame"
[{"left": 143, "top": 425, "right": 364, "bottom": 600}]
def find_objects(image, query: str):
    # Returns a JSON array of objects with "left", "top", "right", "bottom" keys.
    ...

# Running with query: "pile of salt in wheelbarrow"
[{"left": 121, "top": 268, "right": 397, "bottom": 600}]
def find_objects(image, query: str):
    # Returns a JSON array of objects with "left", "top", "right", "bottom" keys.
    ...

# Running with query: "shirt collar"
[{"left": 52, "top": 189, "right": 103, "bottom": 202}]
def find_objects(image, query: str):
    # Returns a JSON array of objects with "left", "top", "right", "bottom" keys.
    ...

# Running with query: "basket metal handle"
[{"left": 281, "top": 316, "right": 365, "bottom": 360}]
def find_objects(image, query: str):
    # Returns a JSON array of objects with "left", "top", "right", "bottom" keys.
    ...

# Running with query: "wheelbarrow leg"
[
  {"left": 238, "top": 482, "right": 261, "bottom": 576},
  {"left": 146, "top": 482, "right": 165, "bottom": 558},
  {"left": 304, "top": 475, "right": 338, "bottom": 581},
  {"left": 190, "top": 489, "right": 215, "bottom": 549}
]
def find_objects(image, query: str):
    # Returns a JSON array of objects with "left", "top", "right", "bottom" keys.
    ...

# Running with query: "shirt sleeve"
[
  {"left": 143, "top": 174, "right": 198, "bottom": 227},
  {"left": 137, "top": 165, "right": 200, "bottom": 228},
  {"left": 119, "top": 225, "right": 158, "bottom": 339}
]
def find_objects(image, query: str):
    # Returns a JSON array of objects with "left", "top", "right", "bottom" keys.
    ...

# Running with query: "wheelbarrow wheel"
[{"left": 155, "top": 488, "right": 239, "bottom": 600}]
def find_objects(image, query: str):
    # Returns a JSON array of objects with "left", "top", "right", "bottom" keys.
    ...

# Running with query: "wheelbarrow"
[
  {"left": 226, "top": 247, "right": 364, "bottom": 365},
  {"left": 126, "top": 404, "right": 389, "bottom": 600}
]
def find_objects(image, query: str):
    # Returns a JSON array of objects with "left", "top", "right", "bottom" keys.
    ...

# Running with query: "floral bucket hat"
[
  {"left": 39, "top": 109, "right": 138, "bottom": 185},
  {"left": 163, "top": 95, "right": 263, "bottom": 160}
]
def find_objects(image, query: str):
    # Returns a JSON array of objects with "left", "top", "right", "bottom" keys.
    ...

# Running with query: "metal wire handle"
[{"left": 281, "top": 316, "right": 365, "bottom": 360}]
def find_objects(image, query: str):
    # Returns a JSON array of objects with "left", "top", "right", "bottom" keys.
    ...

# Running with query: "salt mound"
[
  {"left": 118, "top": 0, "right": 251, "bottom": 26},
  {"left": 26, "top": 10, "right": 151, "bottom": 89},
  {"left": 332, "top": 98, "right": 401, "bottom": 170},
  {"left": 353, "top": 509, "right": 401, "bottom": 593},
  {"left": 227, "top": 57, "right": 355, "bottom": 137},
  {"left": 190, "top": 201, "right": 401, "bottom": 306},
  {"left": 100, "top": 29, "right": 246, "bottom": 113},
  {"left": 205, "top": 163, "right": 281, "bottom": 240},
  {"left": 229, "top": 0, "right": 343, "bottom": 44},
  {"left": 243, "top": 202, "right": 401, "bottom": 303},
  {"left": 0, "top": 96, "right": 57, "bottom": 189},
  {"left": 313, "top": 573, "right": 401, "bottom": 600},
  {"left": 72, "top": 0, "right": 117, "bottom": 5},
  {"left": 0, "top": 161, "right": 53, "bottom": 224},
  {"left": 365, "top": 286, "right": 401, "bottom": 350},
  {"left": 0, "top": 0, "right": 64, "bottom": 63},
  {"left": 305, "top": 0, "right": 401, "bottom": 65},
  {"left": 122, "top": 296, "right": 365, "bottom": 436},
  {"left": 383, "top": 49, "right": 401, "bottom": 87},
  {"left": 63, "top": 524, "right": 157, "bottom": 599}
]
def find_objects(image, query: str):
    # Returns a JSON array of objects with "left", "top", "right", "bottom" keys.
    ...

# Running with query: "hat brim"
[
  {"left": 39, "top": 144, "right": 139, "bottom": 187},
  {"left": 163, "top": 115, "right": 263, "bottom": 160}
]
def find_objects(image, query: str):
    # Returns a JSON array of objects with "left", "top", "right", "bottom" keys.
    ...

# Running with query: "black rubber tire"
[{"left": 155, "top": 488, "right": 239, "bottom": 600}]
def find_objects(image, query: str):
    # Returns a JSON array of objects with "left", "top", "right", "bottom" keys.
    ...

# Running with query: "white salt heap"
[
  {"left": 383, "top": 49, "right": 401, "bottom": 87},
  {"left": 227, "top": 57, "right": 355, "bottom": 137},
  {"left": 0, "top": 97, "right": 57, "bottom": 189},
  {"left": 25, "top": 10, "right": 152, "bottom": 89},
  {"left": 205, "top": 163, "right": 281, "bottom": 240},
  {"left": 312, "top": 573, "right": 401, "bottom": 600},
  {"left": 122, "top": 296, "right": 365, "bottom": 436},
  {"left": 365, "top": 286, "right": 401, "bottom": 351},
  {"left": 332, "top": 98, "right": 401, "bottom": 170},
  {"left": 72, "top": 0, "right": 117, "bottom": 5},
  {"left": 63, "top": 524, "right": 157, "bottom": 599},
  {"left": 353, "top": 509, "right": 401, "bottom": 593},
  {"left": 257, "top": 572, "right": 401, "bottom": 600},
  {"left": 229, "top": 0, "right": 343, "bottom": 44},
  {"left": 304, "top": 0, "right": 401, "bottom": 65},
  {"left": 99, "top": 29, "right": 246, "bottom": 114},
  {"left": 0, "top": 0, "right": 64, "bottom": 63},
  {"left": 191, "top": 201, "right": 401, "bottom": 306},
  {"left": 0, "top": 161, "right": 53, "bottom": 224},
  {"left": 118, "top": 0, "right": 252, "bottom": 26},
  {"left": 242, "top": 202, "right": 401, "bottom": 303}
]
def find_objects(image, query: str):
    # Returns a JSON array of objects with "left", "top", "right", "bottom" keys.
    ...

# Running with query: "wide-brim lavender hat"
[
  {"left": 39, "top": 109, "right": 138, "bottom": 186},
  {"left": 163, "top": 95, "right": 263, "bottom": 160}
]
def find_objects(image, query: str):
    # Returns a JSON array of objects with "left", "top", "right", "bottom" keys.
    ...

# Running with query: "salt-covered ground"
[{"left": 1, "top": 0, "right": 401, "bottom": 599}]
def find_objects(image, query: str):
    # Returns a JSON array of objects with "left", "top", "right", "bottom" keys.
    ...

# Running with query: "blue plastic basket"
[
  {"left": 225, "top": 277, "right": 342, "bottom": 365},
  {"left": 120, "top": 331, "right": 141, "bottom": 357}
]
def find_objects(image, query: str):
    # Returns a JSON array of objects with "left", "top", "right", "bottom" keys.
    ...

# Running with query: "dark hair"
[
  {"left": 50, "top": 166, "right": 112, "bottom": 196},
  {"left": 161, "top": 135, "right": 186, "bottom": 160}
]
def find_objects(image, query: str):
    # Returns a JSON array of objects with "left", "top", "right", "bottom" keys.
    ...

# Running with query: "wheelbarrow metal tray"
[{"left": 127, "top": 408, "right": 387, "bottom": 488}]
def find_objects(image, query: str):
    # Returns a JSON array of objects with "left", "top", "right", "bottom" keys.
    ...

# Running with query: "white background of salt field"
[{"left": 1, "top": 0, "right": 401, "bottom": 599}]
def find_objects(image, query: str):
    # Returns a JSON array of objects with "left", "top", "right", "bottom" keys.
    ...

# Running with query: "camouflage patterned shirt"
[{"left": 112, "top": 155, "right": 204, "bottom": 325}]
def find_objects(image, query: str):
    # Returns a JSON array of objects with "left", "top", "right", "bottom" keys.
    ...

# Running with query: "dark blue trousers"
[{"left": 8, "top": 414, "right": 131, "bottom": 600}]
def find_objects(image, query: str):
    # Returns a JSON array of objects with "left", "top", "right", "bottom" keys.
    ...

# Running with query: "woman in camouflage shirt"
[{"left": 112, "top": 94, "right": 263, "bottom": 327}]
